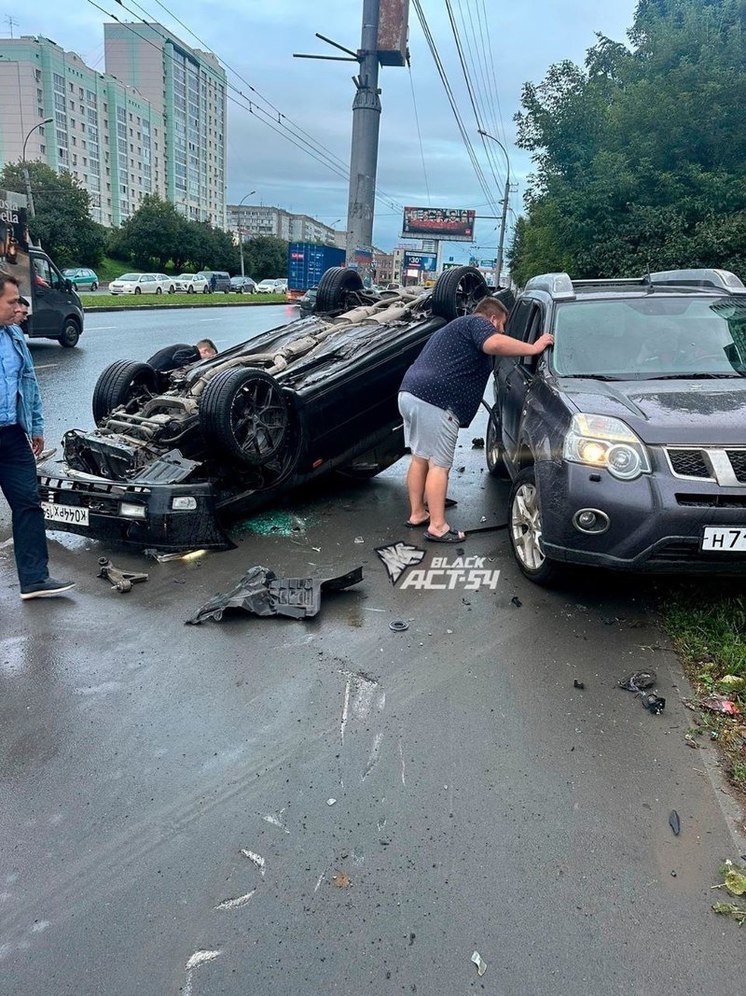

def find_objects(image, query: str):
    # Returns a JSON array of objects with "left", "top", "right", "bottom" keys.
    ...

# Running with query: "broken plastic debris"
[
  {"left": 573, "top": 679, "right": 585, "bottom": 690},
  {"left": 214, "top": 891, "right": 255, "bottom": 911},
  {"left": 700, "top": 694, "right": 741, "bottom": 717},
  {"left": 389, "top": 619, "right": 409, "bottom": 632},
  {"left": 327, "top": 798, "right": 337, "bottom": 806},
  {"left": 618, "top": 671, "right": 656, "bottom": 692},
  {"left": 185, "top": 950, "right": 221, "bottom": 971},
  {"left": 471, "top": 437, "right": 485, "bottom": 449},
  {"left": 354, "top": 536, "right": 365, "bottom": 544},
  {"left": 471, "top": 951, "right": 487, "bottom": 977},
  {"left": 144, "top": 547, "right": 205, "bottom": 562},
  {"left": 187, "top": 565, "right": 363, "bottom": 624},
  {"left": 511, "top": 596, "right": 522, "bottom": 608},
  {"left": 669, "top": 810, "right": 681, "bottom": 836},
  {"left": 332, "top": 871, "right": 351, "bottom": 888},
  {"left": 642, "top": 692, "right": 666, "bottom": 715},
  {"left": 240, "top": 848, "right": 266, "bottom": 876}
]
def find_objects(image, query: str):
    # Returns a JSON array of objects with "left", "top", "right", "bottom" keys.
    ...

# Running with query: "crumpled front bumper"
[{"left": 37, "top": 463, "right": 233, "bottom": 551}]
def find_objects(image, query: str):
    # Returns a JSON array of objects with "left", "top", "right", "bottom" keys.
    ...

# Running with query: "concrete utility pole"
[
  {"left": 22, "top": 118, "right": 53, "bottom": 220},
  {"left": 478, "top": 130, "right": 511, "bottom": 287},
  {"left": 345, "top": 0, "right": 382, "bottom": 271}
]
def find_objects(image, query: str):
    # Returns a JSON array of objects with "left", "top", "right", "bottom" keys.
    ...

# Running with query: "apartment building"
[
  {"left": 0, "top": 36, "right": 164, "bottom": 227},
  {"left": 104, "top": 22, "right": 227, "bottom": 228},
  {"left": 227, "top": 204, "right": 337, "bottom": 245}
]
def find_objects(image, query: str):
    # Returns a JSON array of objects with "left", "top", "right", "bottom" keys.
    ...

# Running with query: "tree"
[
  {"left": 240, "top": 236, "right": 288, "bottom": 281},
  {"left": 512, "top": 0, "right": 746, "bottom": 282},
  {"left": 114, "top": 195, "right": 184, "bottom": 270},
  {"left": 0, "top": 161, "right": 106, "bottom": 266}
]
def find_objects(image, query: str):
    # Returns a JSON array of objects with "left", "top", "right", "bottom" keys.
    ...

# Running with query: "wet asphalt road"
[{"left": 1, "top": 308, "right": 745, "bottom": 995}]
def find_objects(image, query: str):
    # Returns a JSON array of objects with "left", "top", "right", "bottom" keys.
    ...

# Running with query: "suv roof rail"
[
  {"left": 646, "top": 268, "right": 746, "bottom": 294},
  {"left": 523, "top": 272, "right": 575, "bottom": 299}
]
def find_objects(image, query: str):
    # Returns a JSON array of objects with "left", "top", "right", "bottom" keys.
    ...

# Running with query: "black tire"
[
  {"left": 431, "top": 266, "right": 488, "bottom": 320},
  {"left": 134, "top": 287, "right": 142, "bottom": 295},
  {"left": 187, "top": 285, "right": 194, "bottom": 294},
  {"left": 199, "top": 368, "right": 289, "bottom": 465},
  {"left": 59, "top": 319, "right": 80, "bottom": 348},
  {"left": 156, "top": 286, "right": 163, "bottom": 295},
  {"left": 315, "top": 266, "right": 364, "bottom": 313},
  {"left": 92, "top": 360, "right": 159, "bottom": 425},
  {"left": 486, "top": 409, "right": 510, "bottom": 478},
  {"left": 202, "top": 285, "right": 209, "bottom": 294},
  {"left": 508, "top": 466, "right": 561, "bottom": 585},
  {"left": 91, "top": 282, "right": 98, "bottom": 291},
  {"left": 237, "top": 286, "right": 244, "bottom": 294},
  {"left": 168, "top": 285, "right": 175, "bottom": 294}
]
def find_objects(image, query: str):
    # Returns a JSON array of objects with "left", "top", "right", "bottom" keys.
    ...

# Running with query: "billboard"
[
  {"left": 401, "top": 207, "right": 475, "bottom": 242},
  {"left": 0, "top": 189, "right": 32, "bottom": 306},
  {"left": 403, "top": 251, "right": 437, "bottom": 273}
]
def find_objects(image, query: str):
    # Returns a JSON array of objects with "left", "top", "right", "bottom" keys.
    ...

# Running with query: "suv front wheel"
[{"left": 508, "top": 466, "right": 560, "bottom": 585}]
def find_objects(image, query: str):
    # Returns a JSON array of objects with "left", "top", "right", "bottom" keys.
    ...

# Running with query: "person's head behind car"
[{"left": 196, "top": 338, "right": 218, "bottom": 359}]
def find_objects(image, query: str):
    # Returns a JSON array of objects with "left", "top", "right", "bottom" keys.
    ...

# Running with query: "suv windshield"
[
  {"left": 118, "top": 273, "right": 140, "bottom": 281},
  {"left": 551, "top": 297, "right": 746, "bottom": 379}
]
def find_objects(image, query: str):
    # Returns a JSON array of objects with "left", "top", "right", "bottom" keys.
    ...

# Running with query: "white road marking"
[
  {"left": 197, "top": 317, "right": 222, "bottom": 322},
  {"left": 215, "top": 890, "right": 255, "bottom": 911},
  {"left": 398, "top": 741, "right": 406, "bottom": 786},
  {"left": 85, "top": 326, "right": 116, "bottom": 331},
  {"left": 240, "top": 848, "right": 265, "bottom": 876},
  {"left": 362, "top": 731, "right": 384, "bottom": 781},
  {"left": 340, "top": 678, "right": 351, "bottom": 744}
]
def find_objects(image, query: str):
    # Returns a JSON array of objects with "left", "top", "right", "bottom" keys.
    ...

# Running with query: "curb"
[{"left": 83, "top": 299, "right": 295, "bottom": 313}]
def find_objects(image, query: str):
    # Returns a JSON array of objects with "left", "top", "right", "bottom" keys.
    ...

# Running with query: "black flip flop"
[
  {"left": 423, "top": 528, "right": 467, "bottom": 544},
  {"left": 405, "top": 517, "right": 430, "bottom": 528}
]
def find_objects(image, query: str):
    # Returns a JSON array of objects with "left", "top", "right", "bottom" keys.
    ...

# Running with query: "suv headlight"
[{"left": 563, "top": 414, "right": 651, "bottom": 481}]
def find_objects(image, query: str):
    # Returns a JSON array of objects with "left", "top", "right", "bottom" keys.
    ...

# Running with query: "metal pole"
[
  {"left": 477, "top": 130, "right": 511, "bottom": 287},
  {"left": 345, "top": 0, "right": 381, "bottom": 281},
  {"left": 22, "top": 118, "right": 52, "bottom": 220},
  {"left": 237, "top": 190, "right": 255, "bottom": 278}
]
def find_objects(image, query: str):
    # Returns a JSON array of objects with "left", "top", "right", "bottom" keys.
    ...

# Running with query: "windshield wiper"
[
  {"left": 641, "top": 372, "right": 745, "bottom": 380},
  {"left": 558, "top": 374, "right": 622, "bottom": 381}
]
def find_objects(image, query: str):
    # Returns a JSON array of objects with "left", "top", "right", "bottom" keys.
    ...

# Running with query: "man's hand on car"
[{"left": 532, "top": 333, "right": 554, "bottom": 354}]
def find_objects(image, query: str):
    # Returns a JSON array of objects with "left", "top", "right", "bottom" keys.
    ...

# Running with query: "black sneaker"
[{"left": 20, "top": 577, "right": 76, "bottom": 600}]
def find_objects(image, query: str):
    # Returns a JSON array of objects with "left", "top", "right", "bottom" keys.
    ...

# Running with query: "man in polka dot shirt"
[{"left": 398, "top": 297, "right": 553, "bottom": 542}]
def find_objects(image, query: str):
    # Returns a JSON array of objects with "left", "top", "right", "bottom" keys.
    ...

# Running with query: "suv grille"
[
  {"left": 726, "top": 449, "right": 746, "bottom": 484},
  {"left": 668, "top": 449, "right": 710, "bottom": 478}
]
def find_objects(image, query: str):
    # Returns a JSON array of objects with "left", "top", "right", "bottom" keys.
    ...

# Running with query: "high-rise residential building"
[
  {"left": 0, "top": 36, "right": 165, "bottom": 227},
  {"left": 104, "top": 22, "right": 227, "bottom": 228},
  {"left": 227, "top": 204, "right": 337, "bottom": 245}
]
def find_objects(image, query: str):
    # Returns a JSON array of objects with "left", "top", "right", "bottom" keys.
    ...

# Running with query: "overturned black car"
[{"left": 38, "top": 266, "right": 497, "bottom": 550}]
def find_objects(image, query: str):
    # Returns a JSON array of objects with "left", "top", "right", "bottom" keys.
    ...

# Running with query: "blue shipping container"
[{"left": 287, "top": 242, "right": 346, "bottom": 292}]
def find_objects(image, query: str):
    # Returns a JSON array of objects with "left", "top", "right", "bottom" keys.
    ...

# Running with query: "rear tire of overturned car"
[
  {"left": 92, "top": 360, "right": 159, "bottom": 426},
  {"left": 508, "top": 466, "right": 561, "bottom": 586},
  {"left": 315, "top": 266, "right": 364, "bottom": 314},
  {"left": 200, "top": 368, "right": 289, "bottom": 465},
  {"left": 431, "top": 266, "right": 488, "bottom": 321}
]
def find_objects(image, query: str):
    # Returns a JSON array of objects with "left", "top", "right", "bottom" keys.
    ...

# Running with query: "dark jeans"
[{"left": 0, "top": 424, "right": 48, "bottom": 587}]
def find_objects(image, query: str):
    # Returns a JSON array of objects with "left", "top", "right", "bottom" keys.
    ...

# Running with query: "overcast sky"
[{"left": 18, "top": 0, "right": 638, "bottom": 259}]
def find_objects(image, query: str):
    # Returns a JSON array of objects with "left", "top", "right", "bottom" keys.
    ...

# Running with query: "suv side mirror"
[{"left": 65, "top": 278, "right": 73, "bottom": 293}]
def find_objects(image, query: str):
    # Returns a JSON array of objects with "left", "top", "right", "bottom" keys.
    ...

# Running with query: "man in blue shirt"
[
  {"left": 399, "top": 297, "right": 553, "bottom": 542},
  {"left": 0, "top": 273, "right": 75, "bottom": 598}
]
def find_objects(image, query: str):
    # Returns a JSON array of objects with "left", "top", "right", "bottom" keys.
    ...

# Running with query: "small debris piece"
[
  {"left": 618, "top": 671, "right": 657, "bottom": 692},
  {"left": 480, "top": 515, "right": 487, "bottom": 523},
  {"left": 186, "top": 950, "right": 221, "bottom": 971},
  {"left": 471, "top": 437, "right": 485, "bottom": 449},
  {"left": 456, "top": 466, "right": 466, "bottom": 473},
  {"left": 573, "top": 680, "right": 585, "bottom": 690},
  {"left": 332, "top": 871, "right": 351, "bottom": 888},
  {"left": 354, "top": 536, "right": 365, "bottom": 544},
  {"left": 96, "top": 557, "right": 148, "bottom": 593},
  {"left": 511, "top": 596, "right": 522, "bottom": 608},
  {"left": 723, "top": 868, "right": 746, "bottom": 897},
  {"left": 684, "top": 733, "right": 699, "bottom": 749},
  {"left": 669, "top": 810, "right": 681, "bottom": 836},
  {"left": 144, "top": 548, "right": 201, "bottom": 562},
  {"left": 187, "top": 565, "right": 363, "bottom": 624},
  {"left": 712, "top": 902, "right": 746, "bottom": 926},
  {"left": 327, "top": 798, "right": 337, "bottom": 806},
  {"left": 240, "top": 849, "right": 266, "bottom": 876},
  {"left": 214, "top": 891, "right": 255, "bottom": 911},
  {"left": 701, "top": 694, "right": 741, "bottom": 717},
  {"left": 471, "top": 951, "right": 487, "bottom": 977},
  {"left": 642, "top": 693, "right": 666, "bottom": 715},
  {"left": 389, "top": 620, "right": 409, "bottom": 632}
]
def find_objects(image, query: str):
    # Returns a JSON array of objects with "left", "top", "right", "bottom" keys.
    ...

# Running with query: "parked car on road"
[
  {"left": 173, "top": 273, "right": 209, "bottom": 294},
  {"left": 256, "top": 278, "right": 281, "bottom": 294},
  {"left": 62, "top": 267, "right": 99, "bottom": 291},
  {"left": 38, "top": 265, "right": 492, "bottom": 550},
  {"left": 230, "top": 276, "right": 257, "bottom": 294},
  {"left": 109, "top": 273, "right": 159, "bottom": 295},
  {"left": 486, "top": 268, "right": 746, "bottom": 583},
  {"left": 196, "top": 270, "right": 231, "bottom": 293},
  {"left": 298, "top": 287, "right": 317, "bottom": 315}
]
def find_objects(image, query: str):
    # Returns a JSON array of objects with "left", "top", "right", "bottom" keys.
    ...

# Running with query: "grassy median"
[
  {"left": 82, "top": 292, "right": 290, "bottom": 310},
  {"left": 662, "top": 581, "right": 746, "bottom": 791}
]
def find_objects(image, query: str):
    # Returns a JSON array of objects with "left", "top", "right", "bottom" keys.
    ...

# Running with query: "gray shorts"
[{"left": 398, "top": 392, "right": 459, "bottom": 469}]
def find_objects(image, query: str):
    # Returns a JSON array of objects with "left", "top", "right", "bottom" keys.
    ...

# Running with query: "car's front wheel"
[
  {"left": 156, "top": 286, "right": 163, "bottom": 295},
  {"left": 187, "top": 285, "right": 194, "bottom": 294},
  {"left": 91, "top": 282, "right": 98, "bottom": 291},
  {"left": 134, "top": 287, "right": 141, "bottom": 295},
  {"left": 508, "top": 466, "right": 561, "bottom": 585},
  {"left": 486, "top": 410, "right": 510, "bottom": 478},
  {"left": 199, "top": 368, "right": 290, "bottom": 465},
  {"left": 59, "top": 319, "right": 80, "bottom": 348}
]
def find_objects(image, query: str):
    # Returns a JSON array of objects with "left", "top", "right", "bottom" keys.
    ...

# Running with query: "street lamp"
[
  {"left": 22, "top": 117, "right": 53, "bottom": 220},
  {"left": 238, "top": 190, "right": 256, "bottom": 277},
  {"left": 477, "top": 129, "right": 511, "bottom": 287}
]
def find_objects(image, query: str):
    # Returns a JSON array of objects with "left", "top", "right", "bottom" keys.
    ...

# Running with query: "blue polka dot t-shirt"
[{"left": 400, "top": 314, "right": 494, "bottom": 426}]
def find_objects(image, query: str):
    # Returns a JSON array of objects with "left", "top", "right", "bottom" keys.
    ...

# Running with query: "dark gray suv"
[{"left": 487, "top": 268, "right": 746, "bottom": 583}]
